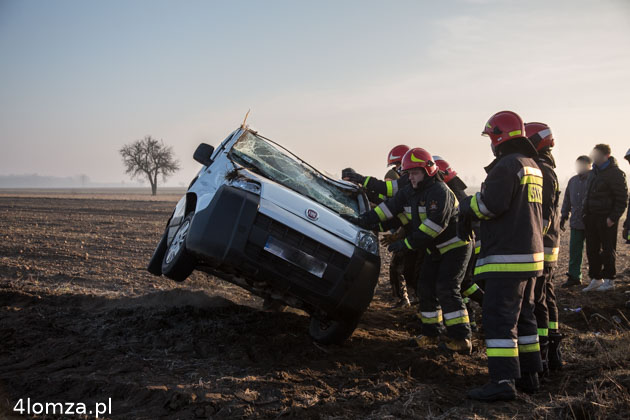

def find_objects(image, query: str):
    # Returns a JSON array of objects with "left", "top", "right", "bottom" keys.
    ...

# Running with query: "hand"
[
  {"left": 457, "top": 214, "right": 473, "bottom": 241},
  {"left": 606, "top": 217, "right": 614, "bottom": 228},
  {"left": 623, "top": 227, "right": 629, "bottom": 243},
  {"left": 341, "top": 168, "right": 365, "bottom": 184},
  {"left": 560, "top": 217, "right": 567, "bottom": 232},
  {"left": 388, "top": 240, "right": 407, "bottom": 253},
  {"left": 381, "top": 230, "right": 405, "bottom": 246}
]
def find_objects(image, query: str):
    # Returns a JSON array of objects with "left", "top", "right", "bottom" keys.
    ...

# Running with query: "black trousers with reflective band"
[
  {"left": 418, "top": 242, "right": 472, "bottom": 340},
  {"left": 584, "top": 214, "right": 618, "bottom": 279},
  {"left": 483, "top": 277, "right": 543, "bottom": 381},
  {"left": 534, "top": 266, "right": 559, "bottom": 335}
]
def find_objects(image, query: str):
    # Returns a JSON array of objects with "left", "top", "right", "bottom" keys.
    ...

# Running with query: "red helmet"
[
  {"left": 433, "top": 155, "right": 457, "bottom": 183},
  {"left": 387, "top": 144, "right": 410, "bottom": 166},
  {"left": 525, "top": 122, "right": 554, "bottom": 151},
  {"left": 401, "top": 148, "right": 437, "bottom": 176},
  {"left": 482, "top": 110, "right": 526, "bottom": 147}
]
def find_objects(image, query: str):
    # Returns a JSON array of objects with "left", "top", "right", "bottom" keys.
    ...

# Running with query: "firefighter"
[
  {"left": 434, "top": 156, "right": 485, "bottom": 330},
  {"left": 342, "top": 145, "right": 419, "bottom": 306},
  {"left": 345, "top": 148, "right": 473, "bottom": 354},
  {"left": 342, "top": 144, "right": 411, "bottom": 201},
  {"left": 525, "top": 122, "right": 563, "bottom": 375},
  {"left": 459, "top": 110, "right": 544, "bottom": 401}
]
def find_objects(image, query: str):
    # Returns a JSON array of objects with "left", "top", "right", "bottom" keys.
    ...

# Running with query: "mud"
[{"left": 1, "top": 196, "right": 630, "bottom": 419}]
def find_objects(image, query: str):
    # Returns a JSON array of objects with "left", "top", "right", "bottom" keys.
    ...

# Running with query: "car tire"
[
  {"left": 309, "top": 316, "right": 360, "bottom": 345},
  {"left": 147, "top": 229, "right": 168, "bottom": 276},
  {"left": 161, "top": 214, "right": 196, "bottom": 282}
]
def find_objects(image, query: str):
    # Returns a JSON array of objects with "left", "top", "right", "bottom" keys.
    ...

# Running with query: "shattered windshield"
[{"left": 230, "top": 131, "right": 361, "bottom": 217}]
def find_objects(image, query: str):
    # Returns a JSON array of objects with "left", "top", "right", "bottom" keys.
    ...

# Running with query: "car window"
[{"left": 230, "top": 131, "right": 361, "bottom": 217}]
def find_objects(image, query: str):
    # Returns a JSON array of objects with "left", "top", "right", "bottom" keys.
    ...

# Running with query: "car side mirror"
[{"left": 193, "top": 143, "right": 215, "bottom": 166}]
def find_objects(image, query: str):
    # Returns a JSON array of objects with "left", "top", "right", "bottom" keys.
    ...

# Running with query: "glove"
[
  {"left": 381, "top": 229, "right": 405, "bottom": 246},
  {"left": 388, "top": 240, "right": 407, "bottom": 253},
  {"left": 457, "top": 213, "right": 473, "bottom": 241},
  {"left": 341, "top": 213, "right": 372, "bottom": 229},
  {"left": 341, "top": 168, "right": 365, "bottom": 185},
  {"left": 623, "top": 227, "right": 629, "bottom": 244},
  {"left": 560, "top": 217, "right": 567, "bottom": 231}
]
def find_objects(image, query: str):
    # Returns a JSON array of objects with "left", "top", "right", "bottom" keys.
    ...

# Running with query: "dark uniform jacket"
[
  {"left": 460, "top": 151, "right": 544, "bottom": 280},
  {"left": 537, "top": 154, "right": 561, "bottom": 267},
  {"left": 362, "top": 177, "right": 468, "bottom": 255},
  {"left": 583, "top": 157, "right": 628, "bottom": 223},
  {"left": 362, "top": 172, "right": 410, "bottom": 202}
]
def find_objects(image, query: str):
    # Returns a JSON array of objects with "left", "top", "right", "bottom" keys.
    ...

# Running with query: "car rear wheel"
[
  {"left": 161, "top": 214, "right": 196, "bottom": 282},
  {"left": 309, "top": 316, "right": 360, "bottom": 345}
]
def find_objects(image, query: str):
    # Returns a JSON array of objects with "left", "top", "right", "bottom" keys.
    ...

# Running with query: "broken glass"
[{"left": 229, "top": 131, "right": 361, "bottom": 217}]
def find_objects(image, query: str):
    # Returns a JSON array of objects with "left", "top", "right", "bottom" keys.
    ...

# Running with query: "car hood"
[{"left": 259, "top": 179, "right": 361, "bottom": 244}]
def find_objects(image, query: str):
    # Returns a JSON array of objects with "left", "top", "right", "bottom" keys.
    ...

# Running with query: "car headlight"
[
  {"left": 230, "top": 178, "right": 261, "bottom": 195},
  {"left": 356, "top": 231, "right": 379, "bottom": 256}
]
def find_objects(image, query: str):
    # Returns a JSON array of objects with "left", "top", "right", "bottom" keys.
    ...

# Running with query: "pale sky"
[{"left": 1, "top": 0, "right": 629, "bottom": 188}]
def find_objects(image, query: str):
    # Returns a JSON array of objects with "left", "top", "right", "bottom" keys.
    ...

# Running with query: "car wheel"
[
  {"left": 147, "top": 228, "right": 168, "bottom": 276},
  {"left": 308, "top": 316, "right": 360, "bottom": 345},
  {"left": 161, "top": 214, "right": 196, "bottom": 282}
]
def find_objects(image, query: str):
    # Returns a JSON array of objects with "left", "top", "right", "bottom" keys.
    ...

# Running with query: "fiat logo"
[{"left": 306, "top": 209, "right": 319, "bottom": 221}]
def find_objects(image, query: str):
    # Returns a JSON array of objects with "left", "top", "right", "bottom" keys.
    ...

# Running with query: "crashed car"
[{"left": 147, "top": 126, "right": 380, "bottom": 344}]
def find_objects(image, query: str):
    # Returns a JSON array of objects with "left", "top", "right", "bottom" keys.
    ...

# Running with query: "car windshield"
[{"left": 229, "top": 131, "right": 361, "bottom": 217}]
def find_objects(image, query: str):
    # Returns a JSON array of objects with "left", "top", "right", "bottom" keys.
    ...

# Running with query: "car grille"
[{"left": 245, "top": 213, "right": 351, "bottom": 295}]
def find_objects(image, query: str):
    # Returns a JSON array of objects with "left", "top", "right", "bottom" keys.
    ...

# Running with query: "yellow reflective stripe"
[
  {"left": 386, "top": 181, "right": 393, "bottom": 197},
  {"left": 549, "top": 321, "right": 559, "bottom": 330},
  {"left": 444, "top": 315, "right": 470, "bottom": 326},
  {"left": 544, "top": 247, "right": 559, "bottom": 262},
  {"left": 397, "top": 213, "right": 409, "bottom": 225},
  {"left": 438, "top": 240, "right": 469, "bottom": 254},
  {"left": 520, "top": 175, "right": 543, "bottom": 186},
  {"left": 419, "top": 223, "right": 439, "bottom": 238},
  {"left": 487, "top": 348, "right": 518, "bottom": 357},
  {"left": 374, "top": 206, "right": 387, "bottom": 222},
  {"left": 474, "top": 261, "right": 544, "bottom": 275},
  {"left": 508, "top": 129, "right": 522, "bottom": 137},
  {"left": 378, "top": 193, "right": 386, "bottom": 200},
  {"left": 519, "top": 343, "right": 541, "bottom": 353},
  {"left": 463, "top": 283, "right": 480, "bottom": 297},
  {"left": 363, "top": 176, "right": 371, "bottom": 188},
  {"left": 420, "top": 213, "right": 427, "bottom": 221},
  {"left": 474, "top": 246, "right": 481, "bottom": 254},
  {"left": 420, "top": 314, "right": 443, "bottom": 324},
  {"left": 471, "top": 194, "right": 492, "bottom": 220},
  {"left": 537, "top": 328, "right": 548, "bottom": 337},
  {"left": 404, "top": 238, "right": 413, "bottom": 250}
]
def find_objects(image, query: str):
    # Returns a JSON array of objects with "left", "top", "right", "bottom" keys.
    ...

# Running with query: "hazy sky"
[{"left": 1, "top": 0, "right": 629, "bottom": 188}]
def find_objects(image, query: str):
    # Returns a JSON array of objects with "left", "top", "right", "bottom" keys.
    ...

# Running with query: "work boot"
[
  {"left": 516, "top": 372, "right": 540, "bottom": 394},
  {"left": 440, "top": 337, "right": 472, "bottom": 355},
  {"left": 549, "top": 333, "right": 564, "bottom": 371},
  {"left": 408, "top": 335, "right": 439, "bottom": 348},
  {"left": 467, "top": 380, "right": 517, "bottom": 402},
  {"left": 539, "top": 337, "right": 550, "bottom": 378},
  {"left": 561, "top": 274, "right": 582, "bottom": 288}
]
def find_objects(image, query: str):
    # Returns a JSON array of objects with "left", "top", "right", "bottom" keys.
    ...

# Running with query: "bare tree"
[{"left": 119, "top": 136, "right": 180, "bottom": 195}]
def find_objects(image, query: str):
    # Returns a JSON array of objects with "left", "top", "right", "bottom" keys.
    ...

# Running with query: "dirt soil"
[{"left": 1, "top": 195, "right": 630, "bottom": 419}]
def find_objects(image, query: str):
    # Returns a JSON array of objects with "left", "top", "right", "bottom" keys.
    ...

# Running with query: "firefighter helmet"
[
  {"left": 387, "top": 145, "right": 410, "bottom": 166},
  {"left": 525, "top": 122, "right": 554, "bottom": 151},
  {"left": 433, "top": 156, "right": 457, "bottom": 183},
  {"left": 401, "top": 148, "right": 437, "bottom": 176},
  {"left": 482, "top": 110, "right": 526, "bottom": 147}
]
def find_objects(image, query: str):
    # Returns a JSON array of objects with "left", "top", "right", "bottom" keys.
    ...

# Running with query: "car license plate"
[{"left": 263, "top": 236, "right": 327, "bottom": 278}]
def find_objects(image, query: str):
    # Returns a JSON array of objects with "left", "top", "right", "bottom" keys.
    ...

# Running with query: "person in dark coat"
[
  {"left": 560, "top": 155, "right": 592, "bottom": 287},
  {"left": 582, "top": 144, "right": 628, "bottom": 292}
]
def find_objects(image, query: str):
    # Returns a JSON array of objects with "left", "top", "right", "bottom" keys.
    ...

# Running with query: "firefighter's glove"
[
  {"left": 381, "top": 230, "right": 405, "bottom": 246},
  {"left": 388, "top": 240, "right": 407, "bottom": 253},
  {"left": 341, "top": 168, "right": 365, "bottom": 185},
  {"left": 457, "top": 213, "right": 474, "bottom": 241}
]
